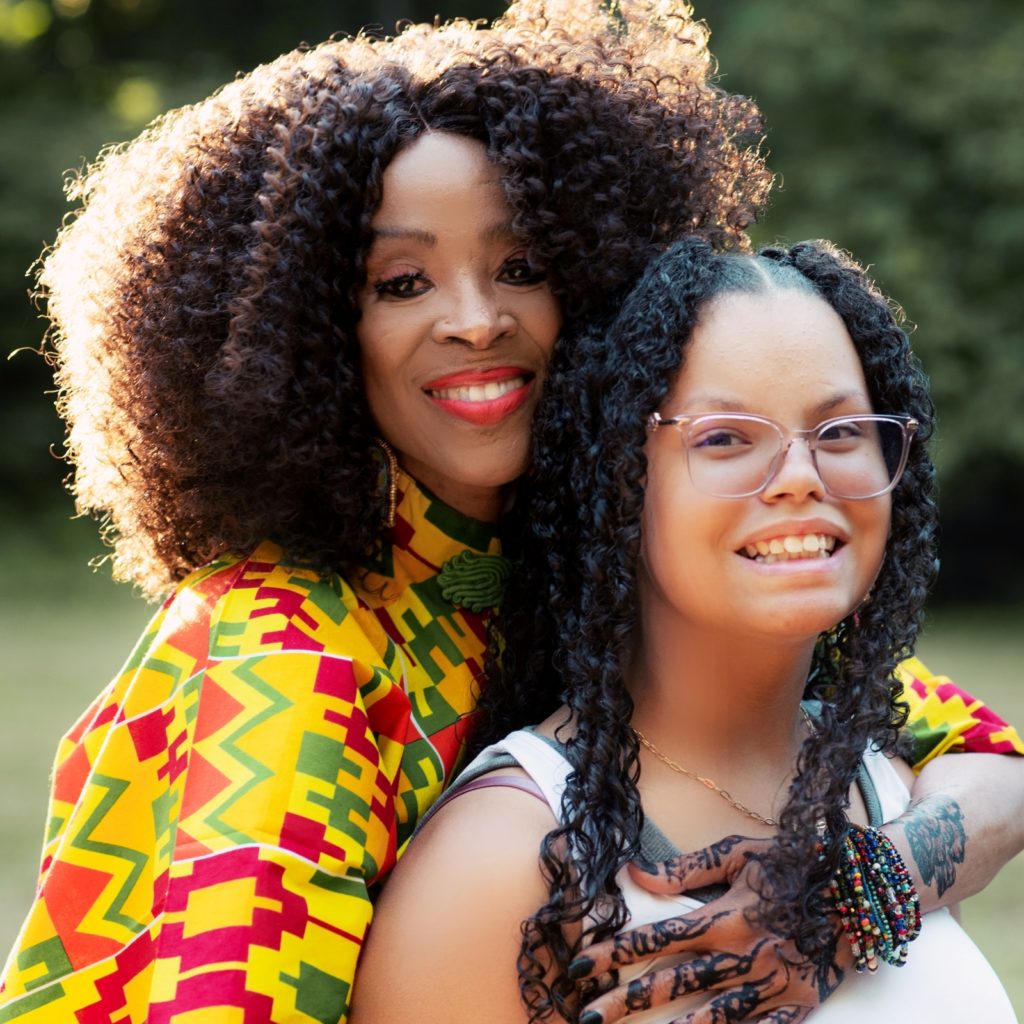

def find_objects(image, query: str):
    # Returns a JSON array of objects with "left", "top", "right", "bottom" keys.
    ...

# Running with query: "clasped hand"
[{"left": 570, "top": 835, "right": 847, "bottom": 1024}]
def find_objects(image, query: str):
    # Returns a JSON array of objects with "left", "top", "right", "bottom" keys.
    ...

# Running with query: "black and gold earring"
[{"left": 371, "top": 437, "right": 398, "bottom": 529}]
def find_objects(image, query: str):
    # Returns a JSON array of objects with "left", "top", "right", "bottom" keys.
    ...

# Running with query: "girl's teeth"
[
  {"left": 744, "top": 534, "right": 837, "bottom": 563},
  {"left": 431, "top": 376, "right": 525, "bottom": 402}
]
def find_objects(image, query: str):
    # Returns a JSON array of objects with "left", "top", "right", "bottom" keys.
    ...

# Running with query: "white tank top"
[{"left": 468, "top": 729, "right": 1017, "bottom": 1024}]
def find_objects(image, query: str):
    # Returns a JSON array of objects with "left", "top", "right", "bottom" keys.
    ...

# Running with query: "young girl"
[{"left": 352, "top": 238, "right": 1017, "bottom": 1023}]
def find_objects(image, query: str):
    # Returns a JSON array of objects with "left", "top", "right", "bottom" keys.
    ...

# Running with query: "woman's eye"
[
  {"left": 374, "top": 272, "right": 430, "bottom": 299},
  {"left": 499, "top": 258, "right": 547, "bottom": 286}
]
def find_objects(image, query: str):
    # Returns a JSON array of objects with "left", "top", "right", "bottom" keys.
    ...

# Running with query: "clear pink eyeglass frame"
[{"left": 646, "top": 411, "right": 919, "bottom": 499}]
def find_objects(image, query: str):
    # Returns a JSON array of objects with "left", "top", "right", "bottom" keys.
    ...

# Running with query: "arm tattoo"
[{"left": 901, "top": 795, "right": 967, "bottom": 898}]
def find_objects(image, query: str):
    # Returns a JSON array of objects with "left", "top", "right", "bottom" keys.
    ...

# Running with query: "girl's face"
[
  {"left": 640, "top": 289, "right": 891, "bottom": 644},
  {"left": 357, "top": 132, "right": 562, "bottom": 521}
]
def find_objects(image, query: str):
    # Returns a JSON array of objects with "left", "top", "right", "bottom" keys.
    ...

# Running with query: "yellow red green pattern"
[
  {"left": 0, "top": 473, "right": 1019, "bottom": 1023},
  {"left": 0, "top": 473, "right": 498, "bottom": 1024},
  {"left": 898, "top": 655, "right": 1024, "bottom": 766}
]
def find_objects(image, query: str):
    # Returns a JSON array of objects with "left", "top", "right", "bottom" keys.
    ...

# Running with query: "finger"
[
  {"left": 753, "top": 1008, "right": 812, "bottom": 1024},
  {"left": 672, "top": 972, "right": 786, "bottom": 1024},
  {"left": 568, "top": 909, "right": 732, "bottom": 977},
  {"left": 630, "top": 835, "right": 768, "bottom": 895},
  {"left": 577, "top": 967, "right": 620, "bottom": 1002},
  {"left": 578, "top": 951, "right": 755, "bottom": 1024}
]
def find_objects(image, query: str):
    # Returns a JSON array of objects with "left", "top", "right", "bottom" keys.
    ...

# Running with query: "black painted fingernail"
[
  {"left": 579, "top": 1012, "right": 603, "bottom": 1024},
  {"left": 568, "top": 956, "right": 595, "bottom": 980},
  {"left": 633, "top": 858, "right": 658, "bottom": 875}
]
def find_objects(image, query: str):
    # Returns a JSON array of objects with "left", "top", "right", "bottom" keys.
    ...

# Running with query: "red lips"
[{"left": 423, "top": 366, "right": 535, "bottom": 426}]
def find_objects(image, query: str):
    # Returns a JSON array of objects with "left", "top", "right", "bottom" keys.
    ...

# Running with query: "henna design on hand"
[
  {"left": 645, "top": 835, "right": 750, "bottom": 887},
  {"left": 778, "top": 927, "right": 843, "bottom": 1005},
  {"left": 610, "top": 910, "right": 729, "bottom": 965},
  {"left": 574, "top": 836, "right": 848, "bottom": 1024},
  {"left": 701, "top": 969, "right": 781, "bottom": 1024},
  {"left": 621, "top": 945, "right": 768, "bottom": 1013},
  {"left": 901, "top": 795, "right": 966, "bottom": 898}
]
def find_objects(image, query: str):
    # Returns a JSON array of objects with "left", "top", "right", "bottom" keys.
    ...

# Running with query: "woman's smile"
[{"left": 422, "top": 366, "right": 536, "bottom": 426}]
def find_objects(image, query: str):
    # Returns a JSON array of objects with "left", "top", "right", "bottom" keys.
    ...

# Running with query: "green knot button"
[{"left": 437, "top": 551, "right": 512, "bottom": 612}]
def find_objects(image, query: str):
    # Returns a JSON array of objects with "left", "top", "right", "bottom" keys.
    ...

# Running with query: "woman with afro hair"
[
  {"left": 357, "top": 238, "right": 1018, "bottom": 1023},
  {"left": 2, "top": 2, "right": 1021, "bottom": 1023}
]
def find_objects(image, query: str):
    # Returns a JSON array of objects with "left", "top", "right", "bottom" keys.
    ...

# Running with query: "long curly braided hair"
[
  {"left": 477, "top": 237, "right": 938, "bottom": 1020},
  {"left": 35, "top": 0, "right": 769, "bottom": 596}
]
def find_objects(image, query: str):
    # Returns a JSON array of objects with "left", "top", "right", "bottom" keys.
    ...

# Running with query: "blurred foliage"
[
  {"left": 1, "top": 0, "right": 1021, "bottom": 600},
  {"left": 698, "top": 0, "right": 1024, "bottom": 600}
]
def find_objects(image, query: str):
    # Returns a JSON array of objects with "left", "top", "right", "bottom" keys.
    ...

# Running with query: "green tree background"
[{"left": 1, "top": 0, "right": 1022, "bottom": 601}]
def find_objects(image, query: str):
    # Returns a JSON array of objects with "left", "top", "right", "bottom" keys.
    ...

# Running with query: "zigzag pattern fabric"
[
  {"left": 897, "top": 656, "right": 1024, "bottom": 764},
  {"left": 0, "top": 473, "right": 497, "bottom": 1024},
  {"left": 1, "top": 474, "right": 1020, "bottom": 1023}
]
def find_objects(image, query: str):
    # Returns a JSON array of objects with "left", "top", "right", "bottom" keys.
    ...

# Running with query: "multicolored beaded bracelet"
[{"left": 821, "top": 825, "right": 922, "bottom": 973}]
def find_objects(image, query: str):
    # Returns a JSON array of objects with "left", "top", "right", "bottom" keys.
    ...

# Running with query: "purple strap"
[{"left": 451, "top": 774, "right": 548, "bottom": 805}]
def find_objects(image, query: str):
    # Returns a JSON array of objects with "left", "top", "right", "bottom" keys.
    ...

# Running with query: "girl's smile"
[{"left": 641, "top": 289, "right": 891, "bottom": 644}]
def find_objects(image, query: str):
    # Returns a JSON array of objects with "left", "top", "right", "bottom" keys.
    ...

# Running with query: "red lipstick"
[{"left": 423, "top": 367, "right": 536, "bottom": 426}]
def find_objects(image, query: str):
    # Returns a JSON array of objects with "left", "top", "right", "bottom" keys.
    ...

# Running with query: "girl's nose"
[{"left": 761, "top": 438, "right": 827, "bottom": 502}]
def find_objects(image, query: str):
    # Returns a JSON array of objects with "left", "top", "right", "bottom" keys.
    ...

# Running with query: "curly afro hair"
[
  {"left": 36, "top": 0, "right": 770, "bottom": 596},
  {"left": 477, "top": 237, "right": 938, "bottom": 1020}
]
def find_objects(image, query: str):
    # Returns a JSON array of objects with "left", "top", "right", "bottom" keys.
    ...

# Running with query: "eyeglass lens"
[{"left": 684, "top": 416, "right": 907, "bottom": 498}]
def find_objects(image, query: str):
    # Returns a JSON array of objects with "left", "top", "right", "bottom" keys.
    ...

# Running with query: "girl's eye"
[
  {"left": 499, "top": 257, "right": 547, "bottom": 286},
  {"left": 374, "top": 272, "right": 430, "bottom": 299},
  {"left": 692, "top": 429, "right": 750, "bottom": 449},
  {"left": 819, "top": 420, "right": 863, "bottom": 442}
]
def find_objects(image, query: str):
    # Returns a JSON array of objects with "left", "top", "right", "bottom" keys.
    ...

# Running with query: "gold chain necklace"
[{"left": 632, "top": 708, "right": 815, "bottom": 829}]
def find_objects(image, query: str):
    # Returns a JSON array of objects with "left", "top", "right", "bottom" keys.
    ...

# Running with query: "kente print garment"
[
  {"left": 1, "top": 477, "right": 1021, "bottom": 1023},
  {"left": 897, "top": 655, "right": 1024, "bottom": 764},
  {"left": 0, "top": 473, "right": 499, "bottom": 1024}
]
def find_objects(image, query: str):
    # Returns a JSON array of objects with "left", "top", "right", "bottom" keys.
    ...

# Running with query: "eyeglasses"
[{"left": 647, "top": 412, "right": 918, "bottom": 499}]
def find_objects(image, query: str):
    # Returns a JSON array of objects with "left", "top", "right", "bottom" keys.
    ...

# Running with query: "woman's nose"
[
  {"left": 761, "top": 438, "right": 827, "bottom": 502},
  {"left": 431, "top": 281, "right": 515, "bottom": 349}
]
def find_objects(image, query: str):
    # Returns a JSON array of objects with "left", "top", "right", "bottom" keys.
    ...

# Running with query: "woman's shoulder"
[{"left": 164, "top": 539, "right": 367, "bottom": 657}]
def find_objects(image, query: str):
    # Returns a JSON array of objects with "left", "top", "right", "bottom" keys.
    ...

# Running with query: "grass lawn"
[{"left": 1, "top": 535, "right": 1021, "bottom": 1014}]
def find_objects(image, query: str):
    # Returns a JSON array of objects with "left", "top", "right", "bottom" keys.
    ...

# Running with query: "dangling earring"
[{"left": 371, "top": 437, "right": 398, "bottom": 529}]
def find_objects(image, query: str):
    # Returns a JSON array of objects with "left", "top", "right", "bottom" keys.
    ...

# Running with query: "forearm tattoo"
[{"left": 901, "top": 795, "right": 967, "bottom": 898}]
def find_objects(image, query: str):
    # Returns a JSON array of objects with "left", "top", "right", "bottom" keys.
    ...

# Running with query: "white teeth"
[
  {"left": 742, "top": 533, "right": 839, "bottom": 563},
  {"left": 430, "top": 376, "right": 526, "bottom": 402}
]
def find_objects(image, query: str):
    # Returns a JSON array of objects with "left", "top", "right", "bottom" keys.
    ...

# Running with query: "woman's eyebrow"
[
  {"left": 369, "top": 226, "right": 437, "bottom": 245},
  {"left": 367, "top": 220, "right": 515, "bottom": 246},
  {"left": 484, "top": 219, "right": 517, "bottom": 241}
]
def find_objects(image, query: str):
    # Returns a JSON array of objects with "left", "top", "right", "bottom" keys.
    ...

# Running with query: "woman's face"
[
  {"left": 640, "top": 288, "right": 891, "bottom": 644},
  {"left": 357, "top": 132, "right": 562, "bottom": 521}
]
